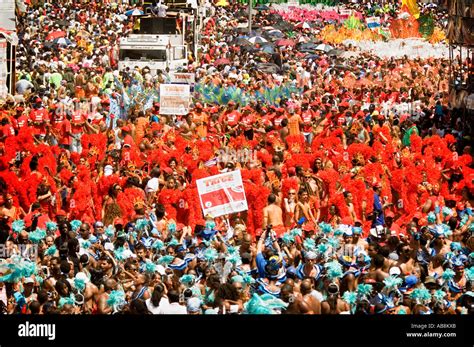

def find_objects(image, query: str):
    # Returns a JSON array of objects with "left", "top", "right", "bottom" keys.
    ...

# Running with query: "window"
[
  {"left": 119, "top": 49, "right": 167, "bottom": 61},
  {"left": 174, "top": 47, "right": 185, "bottom": 60}
]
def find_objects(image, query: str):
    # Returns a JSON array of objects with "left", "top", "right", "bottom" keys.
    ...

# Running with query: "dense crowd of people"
[{"left": 0, "top": 0, "right": 473, "bottom": 315}]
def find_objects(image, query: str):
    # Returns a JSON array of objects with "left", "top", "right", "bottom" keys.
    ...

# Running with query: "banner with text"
[
  {"left": 159, "top": 84, "right": 190, "bottom": 115},
  {"left": 169, "top": 72, "right": 195, "bottom": 85},
  {"left": 196, "top": 170, "right": 248, "bottom": 218},
  {"left": 0, "top": 40, "right": 8, "bottom": 99}
]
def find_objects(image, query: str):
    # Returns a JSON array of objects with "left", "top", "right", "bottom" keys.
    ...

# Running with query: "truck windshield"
[{"left": 119, "top": 49, "right": 167, "bottom": 61}]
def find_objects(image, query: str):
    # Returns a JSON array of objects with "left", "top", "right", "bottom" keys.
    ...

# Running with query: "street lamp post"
[{"left": 248, "top": 0, "right": 252, "bottom": 35}]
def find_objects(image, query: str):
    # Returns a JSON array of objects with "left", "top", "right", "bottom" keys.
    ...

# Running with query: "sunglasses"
[{"left": 288, "top": 192, "right": 296, "bottom": 195}]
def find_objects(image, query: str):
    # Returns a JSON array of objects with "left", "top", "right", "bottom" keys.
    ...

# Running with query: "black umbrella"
[
  {"left": 257, "top": 63, "right": 279, "bottom": 74},
  {"left": 56, "top": 20, "right": 70, "bottom": 27},
  {"left": 267, "top": 13, "right": 283, "bottom": 22},
  {"left": 241, "top": 45, "right": 260, "bottom": 53},
  {"left": 231, "top": 37, "right": 252, "bottom": 46},
  {"left": 327, "top": 49, "right": 344, "bottom": 57},
  {"left": 265, "top": 30, "right": 285, "bottom": 40},
  {"left": 297, "top": 42, "right": 319, "bottom": 51},
  {"left": 255, "top": 5, "right": 270, "bottom": 10},
  {"left": 304, "top": 53, "right": 320, "bottom": 60},
  {"left": 260, "top": 44, "right": 275, "bottom": 54},
  {"left": 273, "top": 22, "right": 293, "bottom": 32}
]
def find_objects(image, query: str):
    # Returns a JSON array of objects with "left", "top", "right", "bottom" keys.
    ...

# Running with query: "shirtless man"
[
  {"left": 0, "top": 194, "right": 26, "bottom": 223},
  {"left": 97, "top": 279, "right": 118, "bottom": 314},
  {"left": 301, "top": 279, "right": 321, "bottom": 314},
  {"left": 280, "top": 283, "right": 311, "bottom": 314},
  {"left": 295, "top": 189, "right": 318, "bottom": 225},
  {"left": 321, "top": 283, "right": 349, "bottom": 314},
  {"left": 366, "top": 254, "right": 389, "bottom": 282},
  {"left": 262, "top": 194, "right": 283, "bottom": 230},
  {"left": 396, "top": 243, "right": 417, "bottom": 275},
  {"left": 81, "top": 275, "right": 99, "bottom": 314}
]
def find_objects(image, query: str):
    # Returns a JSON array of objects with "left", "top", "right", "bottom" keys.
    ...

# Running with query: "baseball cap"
[
  {"left": 424, "top": 276, "right": 437, "bottom": 286},
  {"left": 386, "top": 211, "right": 395, "bottom": 219},
  {"left": 405, "top": 275, "right": 418, "bottom": 287},
  {"left": 389, "top": 267, "right": 401, "bottom": 276},
  {"left": 94, "top": 221, "right": 104, "bottom": 228},
  {"left": 24, "top": 277, "right": 35, "bottom": 284}
]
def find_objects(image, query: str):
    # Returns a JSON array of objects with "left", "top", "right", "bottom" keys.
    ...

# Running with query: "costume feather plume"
[
  {"left": 70, "top": 220, "right": 82, "bottom": 232},
  {"left": 0, "top": 255, "right": 37, "bottom": 282},
  {"left": 157, "top": 255, "right": 175, "bottom": 265},
  {"left": 410, "top": 288, "right": 431, "bottom": 304},
  {"left": 383, "top": 276, "right": 403, "bottom": 289},
  {"left": 179, "top": 274, "right": 196, "bottom": 286},
  {"left": 244, "top": 293, "right": 288, "bottom": 314},
  {"left": 28, "top": 228, "right": 47, "bottom": 243},
  {"left": 342, "top": 291, "right": 357, "bottom": 306},
  {"left": 465, "top": 267, "right": 474, "bottom": 281},
  {"left": 144, "top": 261, "right": 157, "bottom": 274},
  {"left": 59, "top": 295, "right": 76, "bottom": 308},
  {"left": 106, "top": 290, "right": 126, "bottom": 312},
  {"left": 303, "top": 238, "right": 316, "bottom": 251},
  {"left": 152, "top": 239, "right": 165, "bottom": 251},
  {"left": 12, "top": 220, "right": 25, "bottom": 234},
  {"left": 325, "top": 260, "right": 343, "bottom": 280},
  {"left": 204, "top": 248, "right": 218, "bottom": 263},
  {"left": 441, "top": 268, "right": 455, "bottom": 281},
  {"left": 46, "top": 221, "right": 58, "bottom": 232},
  {"left": 357, "top": 284, "right": 373, "bottom": 298},
  {"left": 74, "top": 278, "right": 86, "bottom": 292},
  {"left": 45, "top": 245, "right": 57, "bottom": 256}
]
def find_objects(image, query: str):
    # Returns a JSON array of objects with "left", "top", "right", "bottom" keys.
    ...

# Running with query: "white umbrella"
[
  {"left": 125, "top": 9, "right": 144, "bottom": 16},
  {"left": 296, "top": 22, "right": 311, "bottom": 29},
  {"left": 248, "top": 36, "right": 268, "bottom": 44},
  {"left": 316, "top": 43, "right": 333, "bottom": 52}
]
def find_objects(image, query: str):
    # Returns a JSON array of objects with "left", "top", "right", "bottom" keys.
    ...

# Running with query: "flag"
[
  {"left": 366, "top": 17, "right": 381, "bottom": 29},
  {"left": 401, "top": 0, "right": 420, "bottom": 19}
]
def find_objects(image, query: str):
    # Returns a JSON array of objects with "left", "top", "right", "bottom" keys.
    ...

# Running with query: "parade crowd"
[{"left": 0, "top": 0, "right": 473, "bottom": 315}]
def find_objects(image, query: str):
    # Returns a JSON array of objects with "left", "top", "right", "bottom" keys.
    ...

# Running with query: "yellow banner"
[{"left": 402, "top": 0, "right": 420, "bottom": 19}]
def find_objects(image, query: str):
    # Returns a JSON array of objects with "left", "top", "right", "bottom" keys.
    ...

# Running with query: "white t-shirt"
[
  {"left": 145, "top": 297, "right": 170, "bottom": 314},
  {"left": 158, "top": 302, "right": 187, "bottom": 314}
]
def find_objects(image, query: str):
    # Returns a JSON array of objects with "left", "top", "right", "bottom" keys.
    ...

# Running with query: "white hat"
[
  {"left": 389, "top": 267, "right": 401, "bottom": 277},
  {"left": 306, "top": 251, "right": 317, "bottom": 260},
  {"left": 104, "top": 165, "right": 113, "bottom": 177},
  {"left": 24, "top": 277, "right": 35, "bottom": 284},
  {"left": 156, "top": 265, "right": 166, "bottom": 276},
  {"left": 104, "top": 242, "right": 115, "bottom": 251}
]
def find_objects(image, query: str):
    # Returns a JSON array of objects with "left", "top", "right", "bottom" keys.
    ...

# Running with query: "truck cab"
[
  {"left": 118, "top": 34, "right": 188, "bottom": 74},
  {"left": 118, "top": 15, "right": 192, "bottom": 75}
]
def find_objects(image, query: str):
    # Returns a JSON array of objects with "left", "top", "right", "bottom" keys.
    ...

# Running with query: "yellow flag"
[{"left": 402, "top": 0, "right": 420, "bottom": 19}]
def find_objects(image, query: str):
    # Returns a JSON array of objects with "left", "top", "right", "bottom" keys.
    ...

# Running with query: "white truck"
[{"left": 118, "top": 33, "right": 188, "bottom": 74}]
